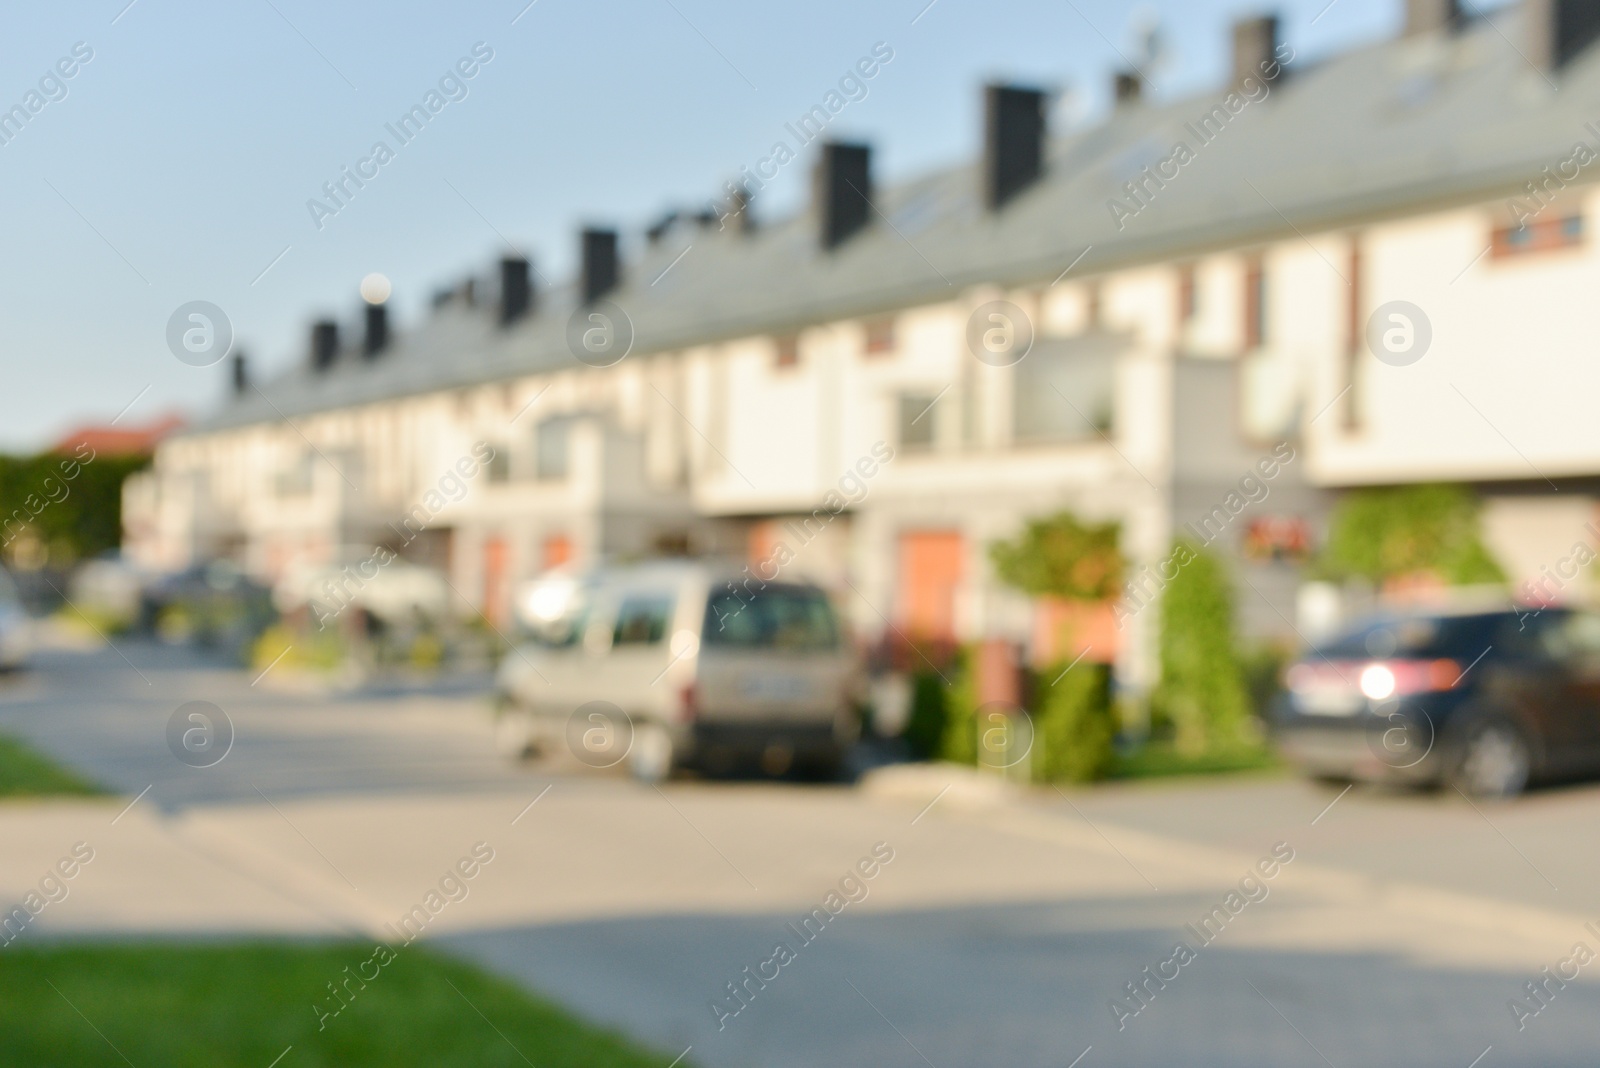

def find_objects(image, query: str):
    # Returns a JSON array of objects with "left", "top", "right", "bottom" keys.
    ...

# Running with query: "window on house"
[
  {"left": 1492, "top": 214, "right": 1583, "bottom": 258},
  {"left": 1178, "top": 264, "right": 1198, "bottom": 323},
  {"left": 1012, "top": 337, "right": 1117, "bottom": 443},
  {"left": 1244, "top": 256, "right": 1266, "bottom": 349},
  {"left": 864, "top": 317, "right": 896, "bottom": 355},
  {"left": 612, "top": 594, "right": 674, "bottom": 646},
  {"left": 1343, "top": 235, "right": 1363, "bottom": 431},
  {"left": 898, "top": 392, "right": 938, "bottom": 451},
  {"left": 535, "top": 419, "right": 570, "bottom": 481},
  {"left": 774, "top": 333, "right": 800, "bottom": 369},
  {"left": 485, "top": 444, "right": 510, "bottom": 483},
  {"left": 274, "top": 452, "right": 315, "bottom": 497}
]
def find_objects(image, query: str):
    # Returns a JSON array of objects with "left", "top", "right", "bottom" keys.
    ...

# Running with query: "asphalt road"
[{"left": 4, "top": 634, "right": 1600, "bottom": 1067}]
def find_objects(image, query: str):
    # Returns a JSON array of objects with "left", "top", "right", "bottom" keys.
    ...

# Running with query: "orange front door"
[
  {"left": 541, "top": 534, "right": 573, "bottom": 571},
  {"left": 897, "top": 531, "right": 964, "bottom": 641},
  {"left": 483, "top": 535, "right": 509, "bottom": 626}
]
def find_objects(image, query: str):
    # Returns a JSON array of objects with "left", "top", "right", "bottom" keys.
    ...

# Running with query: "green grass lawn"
[
  {"left": 0, "top": 733, "right": 102, "bottom": 797},
  {"left": 0, "top": 942, "right": 681, "bottom": 1068},
  {"left": 1110, "top": 740, "right": 1284, "bottom": 781}
]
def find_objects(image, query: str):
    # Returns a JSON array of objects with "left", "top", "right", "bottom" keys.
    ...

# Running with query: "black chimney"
[
  {"left": 646, "top": 210, "right": 679, "bottom": 245},
  {"left": 1113, "top": 71, "right": 1142, "bottom": 105},
  {"left": 362, "top": 303, "right": 388, "bottom": 357},
  {"left": 500, "top": 256, "right": 532, "bottom": 325},
  {"left": 1231, "top": 15, "right": 1279, "bottom": 87},
  {"left": 983, "top": 84, "right": 1047, "bottom": 210},
  {"left": 581, "top": 228, "right": 618, "bottom": 304},
  {"left": 1404, "top": 0, "right": 1461, "bottom": 35},
  {"left": 724, "top": 184, "right": 755, "bottom": 234},
  {"left": 232, "top": 350, "right": 248, "bottom": 395},
  {"left": 311, "top": 320, "right": 339, "bottom": 371},
  {"left": 1528, "top": 0, "right": 1600, "bottom": 71},
  {"left": 814, "top": 142, "right": 872, "bottom": 250}
]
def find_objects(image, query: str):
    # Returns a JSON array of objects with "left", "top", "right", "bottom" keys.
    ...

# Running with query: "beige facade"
[{"left": 126, "top": 2, "right": 1600, "bottom": 690}]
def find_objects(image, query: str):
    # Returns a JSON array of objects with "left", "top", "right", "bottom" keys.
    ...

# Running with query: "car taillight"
[
  {"left": 678, "top": 682, "right": 698, "bottom": 723},
  {"left": 1359, "top": 658, "right": 1462, "bottom": 699},
  {"left": 1288, "top": 659, "right": 1461, "bottom": 700}
]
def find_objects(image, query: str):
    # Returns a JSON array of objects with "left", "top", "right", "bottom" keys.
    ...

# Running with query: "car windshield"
[
  {"left": 1314, "top": 613, "right": 1501, "bottom": 660},
  {"left": 703, "top": 585, "right": 839, "bottom": 651}
]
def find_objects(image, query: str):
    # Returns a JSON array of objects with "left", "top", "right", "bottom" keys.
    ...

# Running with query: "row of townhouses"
[{"left": 126, "top": 0, "right": 1600, "bottom": 696}]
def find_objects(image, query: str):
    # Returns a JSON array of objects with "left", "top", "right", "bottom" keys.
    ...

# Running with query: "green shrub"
[
  {"left": 1030, "top": 660, "right": 1115, "bottom": 783},
  {"left": 1241, "top": 640, "right": 1293, "bottom": 722},
  {"left": 1152, "top": 540, "right": 1252, "bottom": 756},
  {"left": 938, "top": 653, "right": 981, "bottom": 765},
  {"left": 250, "top": 623, "right": 347, "bottom": 676},
  {"left": 902, "top": 670, "right": 950, "bottom": 760}
]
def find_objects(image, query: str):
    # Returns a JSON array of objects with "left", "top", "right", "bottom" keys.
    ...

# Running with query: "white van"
[{"left": 493, "top": 560, "right": 862, "bottom": 781}]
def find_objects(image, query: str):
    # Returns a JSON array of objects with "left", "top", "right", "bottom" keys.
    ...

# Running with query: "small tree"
[
  {"left": 1152, "top": 540, "right": 1252, "bottom": 756},
  {"left": 1318, "top": 483, "right": 1505, "bottom": 586},
  {"left": 990, "top": 512, "right": 1125, "bottom": 602},
  {"left": 989, "top": 511, "right": 1125, "bottom": 781}
]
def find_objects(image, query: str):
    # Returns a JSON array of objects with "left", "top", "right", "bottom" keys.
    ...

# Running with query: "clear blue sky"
[{"left": 0, "top": 0, "right": 1428, "bottom": 449}]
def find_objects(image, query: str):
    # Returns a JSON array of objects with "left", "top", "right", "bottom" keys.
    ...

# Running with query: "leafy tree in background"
[
  {"left": 989, "top": 512, "right": 1125, "bottom": 603},
  {"left": 1152, "top": 540, "right": 1252, "bottom": 756},
  {"left": 0, "top": 451, "right": 148, "bottom": 565},
  {"left": 1317, "top": 483, "right": 1505, "bottom": 586}
]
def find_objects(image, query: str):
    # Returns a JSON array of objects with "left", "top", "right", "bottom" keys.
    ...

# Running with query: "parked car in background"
[
  {"left": 140, "top": 560, "right": 273, "bottom": 649},
  {"left": 70, "top": 551, "right": 149, "bottom": 628},
  {"left": 0, "top": 566, "right": 31, "bottom": 671},
  {"left": 273, "top": 548, "right": 450, "bottom": 629},
  {"left": 495, "top": 560, "right": 862, "bottom": 782},
  {"left": 1272, "top": 605, "right": 1600, "bottom": 797}
]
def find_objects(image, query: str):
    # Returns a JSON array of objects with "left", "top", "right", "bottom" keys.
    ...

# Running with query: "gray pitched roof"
[{"left": 198, "top": 3, "right": 1593, "bottom": 434}]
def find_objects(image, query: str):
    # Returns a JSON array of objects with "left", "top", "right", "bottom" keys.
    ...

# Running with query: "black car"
[{"left": 1271, "top": 607, "right": 1600, "bottom": 797}]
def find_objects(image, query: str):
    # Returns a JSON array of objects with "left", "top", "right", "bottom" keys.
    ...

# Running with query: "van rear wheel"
[
  {"left": 629, "top": 724, "right": 674, "bottom": 784},
  {"left": 494, "top": 707, "right": 538, "bottom": 760}
]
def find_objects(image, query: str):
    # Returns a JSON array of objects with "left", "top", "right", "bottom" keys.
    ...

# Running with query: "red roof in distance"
[{"left": 51, "top": 413, "right": 184, "bottom": 457}]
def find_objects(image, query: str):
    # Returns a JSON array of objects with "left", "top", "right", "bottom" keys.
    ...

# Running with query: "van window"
[
  {"left": 612, "top": 594, "right": 674, "bottom": 646},
  {"left": 703, "top": 585, "right": 839, "bottom": 651}
]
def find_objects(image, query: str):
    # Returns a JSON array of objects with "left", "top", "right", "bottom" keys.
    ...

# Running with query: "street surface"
[{"left": 3, "top": 634, "right": 1599, "bottom": 1067}]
